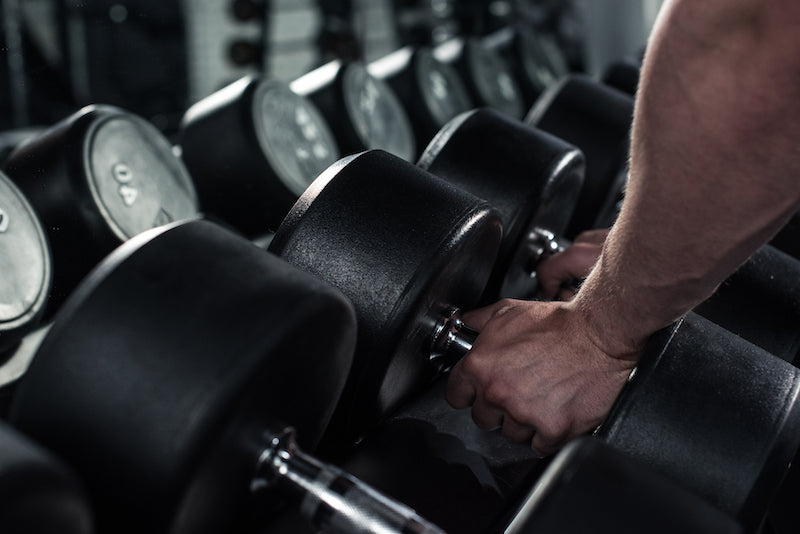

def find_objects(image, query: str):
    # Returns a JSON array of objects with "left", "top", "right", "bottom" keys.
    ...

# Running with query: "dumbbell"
[
  {"left": 526, "top": 74, "right": 634, "bottom": 238},
  {"left": 418, "top": 107, "right": 584, "bottom": 302},
  {"left": 526, "top": 75, "right": 800, "bottom": 366},
  {"left": 0, "top": 170, "right": 50, "bottom": 357},
  {"left": 268, "top": 150, "right": 800, "bottom": 530},
  {"left": 0, "top": 420, "right": 92, "bottom": 534},
  {"left": 596, "top": 312, "right": 800, "bottom": 531},
  {"left": 368, "top": 46, "right": 474, "bottom": 156},
  {"left": 432, "top": 35, "right": 526, "bottom": 119},
  {"left": 3, "top": 104, "right": 200, "bottom": 315},
  {"left": 505, "top": 437, "right": 743, "bottom": 533},
  {"left": 483, "top": 26, "right": 569, "bottom": 109},
  {"left": 602, "top": 58, "right": 642, "bottom": 96},
  {"left": 10, "top": 219, "right": 444, "bottom": 534},
  {"left": 179, "top": 76, "right": 340, "bottom": 237},
  {"left": 291, "top": 60, "right": 416, "bottom": 161}
]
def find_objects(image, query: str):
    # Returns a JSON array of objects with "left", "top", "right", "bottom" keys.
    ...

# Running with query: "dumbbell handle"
[
  {"left": 525, "top": 227, "right": 566, "bottom": 275},
  {"left": 253, "top": 428, "right": 445, "bottom": 534},
  {"left": 429, "top": 308, "right": 478, "bottom": 372},
  {"left": 427, "top": 227, "right": 567, "bottom": 371}
]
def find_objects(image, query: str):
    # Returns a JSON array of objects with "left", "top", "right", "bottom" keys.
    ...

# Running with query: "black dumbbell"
[
  {"left": 179, "top": 76, "right": 340, "bottom": 237},
  {"left": 483, "top": 26, "right": 569, "bottom": 109},
  {"left": 505, "top": 437, "right": 743, "bottom": 533},
  {"left": 0, "top": 420, "right": 92, "bottom": 534},
  {"left": 432, "top": 36, "right": 526, "bottom": 119},
  {"left": 269, "top": 150, "right": 502, "bottom": 445},
  {"left": 602, "top": 58, "right": 642, "bottom": 96},
  {"left": 526, "top": 75, "right": 800, "bottom": 366},
  {"left": 368, "top": 46, "right": 474, "bottom": 156},
  {"left": 418, "top": 107, "right": 584, "bottom": 302},
  {"left": 3, "top": 104, "right": 200, "bottom": 315},
  {"left": 526, "top": 74, "right": 634, "bottom": 239},
  {"left": 269, "top": 150, "right": 800, "bottom": 530},
  {"left": 0, "top": 171, "right": 50, "bottom": 357},
  {"left": 291, "top": 60, "right": 416, "bottom": 161},
  {"left": 596, "top": 312, "right": 800, "bottom": 532},
  {"left": 10, "top": 219, "right": 444, "bottom": 534}
]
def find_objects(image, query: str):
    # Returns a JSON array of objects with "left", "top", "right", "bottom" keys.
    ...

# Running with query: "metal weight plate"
[
  {"left": 527, "top": 75, "right": 634, "bottom": 239},
  {"left": 484, "top": 27, "right": 568, "bottom": 108},
  {"left": 86, "top": 113, "right": 198, "bottom": 240},
  {"left": 341, "top": 63, "right": 416, "bottom": 161},
  {"left": 414, "top": 49, "right": 474, "bottom": 133},
  {"left": 293, "top": 61, "right": 417, "bottom": 161},
  {"left": 11, "top": 219, "right": 357, "bottom": 534},
  {"left": 419, "top": 108, "right": 584, "bottom": 302},
  {"left": 368, "top": 47, "right": 473, "bottom": 157},
  {"left": 270, "top": 150, "right": 502, "bottom": 442},
  {"left": 253, "top": 80, "right": 340, "bottom": 196},
  {"left": 4, "top": 105, "right": 200, "bottom": 315},
  {"left": 180, "top": 76, "right": 339, "bottom": 236},
  {"left": 0, "top": 171, "right": 50, "bottom": 354}
]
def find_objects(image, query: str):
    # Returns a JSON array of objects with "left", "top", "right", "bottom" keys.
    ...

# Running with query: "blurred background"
[{"left": 0, "top": 0, "right": 664, "bottom": 134}]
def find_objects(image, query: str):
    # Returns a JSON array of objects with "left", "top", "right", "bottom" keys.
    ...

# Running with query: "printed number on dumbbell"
[{"left": 112, "top": 162, "right": 138, "bottom": 207}]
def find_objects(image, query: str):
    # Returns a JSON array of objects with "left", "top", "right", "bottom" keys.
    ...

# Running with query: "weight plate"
[
  {"left": 414, "top": 49, "right": 473, "bottom": 130},
  {"left": 342, "top": 63, "right": 416, "bottom": 161},
  {"left": 87, "top": 113, "right": 199, "bottom": 241},
  {"left": 0, "top": 172, "right": 50, "bottom": 353},
  {"left": 465, "top": 40, "right": 525, "bottom": 119},
  {"left": 253, "top": 80, "right": 339, "bottom": 196}
]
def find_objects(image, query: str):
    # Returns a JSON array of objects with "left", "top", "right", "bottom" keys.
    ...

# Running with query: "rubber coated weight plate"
[
  {"left": 368, "top": 47, "right": 473, "bottom": 155},
  {"left": 598, "top": 313, "right": 800, "bottom": 532},
  {"left": 419, "top": 108, "right": 584, "bottom": 301},
  {"left": 527, "top": 75, "right": 634, "bottom": 238},
  {"left": 0, "top": 421, "right": 92, "bottom": 534},
  {"left": 180, "top": 76, "right": 339, "bottom": 236},
  {"left": 270, "top": 150, "right": 502, "bottom": 441},
  {"left": 434, "top": 37, "right": 525, "bottom": 119},
  {"left": 11, "top": 219, "right": 357, "bottom": 534},
  {"left": 4, "top": 105, "right": 199, "bottom": 315},
  {"left": 292, "top": 61, "right": 416, "bottom": 161},
  {"left": 0, "top": 171, "right": 50, "bottom": 354},
  {"left": 506, "top": 438, "right": 744, "bottom": 534}
]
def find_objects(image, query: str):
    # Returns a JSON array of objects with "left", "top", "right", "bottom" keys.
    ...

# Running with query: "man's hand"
[
  {"left": 445, "top": 298, "right": 639, "bottom": 457},
  {"left": 537, "top": 229, "right": 610, "bottom": 301}
]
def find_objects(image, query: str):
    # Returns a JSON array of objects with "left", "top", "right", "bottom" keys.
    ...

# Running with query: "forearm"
[{"left": 573, "top": 0, "right": 800, "bottom": 353}]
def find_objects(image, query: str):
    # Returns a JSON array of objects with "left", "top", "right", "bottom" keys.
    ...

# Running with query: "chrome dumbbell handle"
[{"left": 253, "top": 428, "right": 445, "bottom": 534}]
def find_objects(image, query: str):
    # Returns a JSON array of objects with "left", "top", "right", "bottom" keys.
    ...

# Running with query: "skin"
[{"left": 446, "top": 0, "right": 800, "bottom": 457}]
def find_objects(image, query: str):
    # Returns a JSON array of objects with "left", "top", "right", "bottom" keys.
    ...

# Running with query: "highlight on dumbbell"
[{"left": 10, "top": 218, "right": 444, "bottom": 534}]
